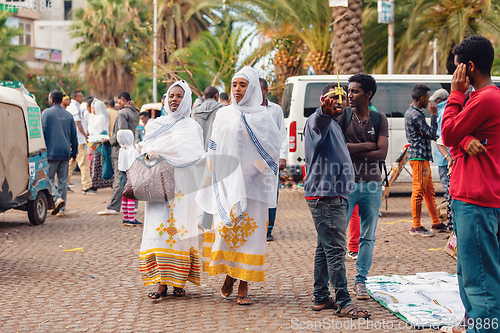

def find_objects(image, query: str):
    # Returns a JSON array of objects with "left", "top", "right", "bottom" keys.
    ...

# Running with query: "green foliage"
[
  {"left": 70, "top": 0, "right": 152, "bottom": 98},
  {"left": 169, "top": 15, "right": 258, "bottom": 93},
  {"left": 24, "top": 65, "right": 89, "bottom": 110},
  {"left": 0, "top": 11, "right": 28, "bottom": 81},
  {"left": 132, "top": 73, "right": 167, "bottom": 107}
]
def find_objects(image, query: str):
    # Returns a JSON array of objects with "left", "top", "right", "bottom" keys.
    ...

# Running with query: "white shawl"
[
  {"left": 117, "top": 129, "right": 139, "bottom": 172},
  {"left": 196, "top": 66, "right": 281, "bottom": 226},
  {"left": 88, "top": 99, "right": 109, "bottom": 136}
]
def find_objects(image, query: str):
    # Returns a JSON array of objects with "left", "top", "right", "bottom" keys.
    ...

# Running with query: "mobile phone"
[{"left": 480, "top": 138, "right": 487, "bottom": 146}]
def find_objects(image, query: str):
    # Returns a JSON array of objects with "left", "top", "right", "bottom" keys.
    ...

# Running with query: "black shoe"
[
  {"left": 431, "top": 222, "right": 450, "bottom": 233},
  {"left": 123, "top": 219, "right": 143, "bottom": 226},
  {"left": 83, "top": 187, "right": 97, "bottom": 195},
  {"left": 67, "top": 186, "right": 74, "bottom": 193},
  {"left": 266, "top": 231, "right": 274, "bottom": 242}
]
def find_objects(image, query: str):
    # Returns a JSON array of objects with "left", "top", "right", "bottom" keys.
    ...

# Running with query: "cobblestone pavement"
[{"left": 0, "top": 180, "right": 456, "bottom": 333}]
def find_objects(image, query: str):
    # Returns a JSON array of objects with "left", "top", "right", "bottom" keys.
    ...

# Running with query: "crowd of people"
[{"left": 39, "top": 35, "right": 499, "bottom": 332}]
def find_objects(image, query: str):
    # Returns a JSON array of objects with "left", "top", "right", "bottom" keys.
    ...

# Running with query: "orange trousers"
[{"left": 409, "top": 160, "right": 440, "bottom": 228}]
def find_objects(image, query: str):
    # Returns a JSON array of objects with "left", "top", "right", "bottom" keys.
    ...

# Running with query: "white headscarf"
[
  {"left": 196, "top": 66, "right": 281, "bottom": 227},
  {"left": 88, "top": 99, "right": 109, "bottom": 136},
  {"left": 231, "top": 66, "right": 266, "bottom": 114},
  {"left": 117, "top": 129, "right": 139, "bottom": 171},
  {"left": 145, "top": 80, "right": 192, "bottom": 136}
]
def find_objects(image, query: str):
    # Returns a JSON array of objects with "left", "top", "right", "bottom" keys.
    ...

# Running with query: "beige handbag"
[{"left": 123, "top": 154, "right": 175, "bottom": 202}]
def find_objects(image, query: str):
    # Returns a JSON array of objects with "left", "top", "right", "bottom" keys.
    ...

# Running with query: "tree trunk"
[{"left": 332, "top": 0, "right": 364, "bottom": 74}]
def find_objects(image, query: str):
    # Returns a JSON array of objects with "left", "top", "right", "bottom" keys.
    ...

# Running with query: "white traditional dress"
[
  {"left": 197, "top": 67, "right": 281, "bottom": 282},
  {"left": 139, "top": 81, "right": 206, "bottom": 288}
]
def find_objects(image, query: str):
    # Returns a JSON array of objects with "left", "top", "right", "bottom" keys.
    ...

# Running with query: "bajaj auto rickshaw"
[{"left": 0, "top": 86, "right": 54, "bottom": 224}]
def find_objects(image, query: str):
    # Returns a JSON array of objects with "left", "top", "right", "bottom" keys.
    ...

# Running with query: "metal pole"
[
  {"left": 433, "top": 39, "right": 437, "bottom": 75},
  {"left": 388, "top": 0, "right": 394, "bottom": 75},
  {"left": 153, "top": 0, "right": 158, "bottom": 102}
]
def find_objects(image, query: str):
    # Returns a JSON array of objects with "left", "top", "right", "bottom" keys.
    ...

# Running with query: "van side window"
[
  {"left": 370, "top": 83, "right": 391, "bottom": 117},
  {"left": 390, "top": 83, "right": 445, "bottom": 117},
  {"left": 282, "top": 83, "right": 293, "bottom": 119},
  {"left": 304, "top": 83, "right": 325, "bottom": 118}
]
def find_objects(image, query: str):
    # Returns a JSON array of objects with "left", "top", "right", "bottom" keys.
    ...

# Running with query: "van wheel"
[{"left": 27, "top": 191, "right": 47, "bottom": 225}]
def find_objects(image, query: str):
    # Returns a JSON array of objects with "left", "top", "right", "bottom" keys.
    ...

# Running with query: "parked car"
[
  {"left": 282, "top": 74, "right": 500, "bottom": 181},
  {"left": 0, "top": 86, "right": 54, "bottom": 224}
]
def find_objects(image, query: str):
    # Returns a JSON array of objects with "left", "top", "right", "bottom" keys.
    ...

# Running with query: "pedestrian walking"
[
  {"left": 106, "top": 98, "right": 118, "bottom": 136},
  {"left": 259, "top": 78, "right": 288, "bottom": 241},
  {"left": 197, "top": 66, "right": 281, "bottom": 305},
  {"left": 219, "top": 92, "right": 230, "bottom": 106},
  {"left": 88, "top": 99, "right": 114, "bottom": 189},
  {"left": 66, "top": 90, "right": 96, "bottom": 195},
  {"left": 442, "top": 35, "right": 500, "bottom": 333},
  {"left": 304, "top": 82, "right": 370, "bottom": 318},
  {"left": 98, "top": 91, "right": 139, "bottom": 215},
  {"left": 337, "top": 73, "right": 388, "bottom": 300},
  {"left": 41, "top": 90, "right": 78, "bottom": 216},
  {"left": 192, "top": 86, "right": 224, "bottom": 151},
  {"left": 405, "top": 83, "right": 448, "bottom": 236},
  {"left": 135, "top": 111, "right": 149, "bottom": 144},
  {"left": 116, "top": 130, "right": 140, "bottom": 226},
  {"left": 430, "top": 88, "right": 453, "bottom": 229},
  {"left": 139, "top": 80, "right": 205, "bottom": 299}
]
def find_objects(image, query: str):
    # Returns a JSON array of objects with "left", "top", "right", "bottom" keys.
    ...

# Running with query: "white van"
[{"left": 282, "top": 74, "right": 500, "bottom": 182}]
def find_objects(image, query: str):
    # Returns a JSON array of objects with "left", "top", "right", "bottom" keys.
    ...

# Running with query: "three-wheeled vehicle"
[{"left": 0, "top": 86, "right": 54, "bottom": 225}]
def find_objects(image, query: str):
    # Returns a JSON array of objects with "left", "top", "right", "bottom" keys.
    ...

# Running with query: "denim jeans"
[
  {"left": 452, "top": 199, "right": 500, "bottom": 333},
  {"left": 438, "top": 165, "right": 453, "bottom": 225},
  {"left": 346, "top": 181, "right": 382, "bottom": 284},
  {"left": 307, "top": 197, "right": 351, "bottom": 308},
  {"left": 47, "top": 159, "right": 69, "bottom": 211}
]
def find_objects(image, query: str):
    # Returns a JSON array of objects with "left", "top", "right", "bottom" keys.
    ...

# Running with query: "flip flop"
[
  {"left": 236, "top": 295, "right": 252, "bottom": 306},
  {"left": 334, "top": 303, "right": 370, "bottom": 319},
  {"left": 220, "top": 277, "right": 236, "bottom": 298}
]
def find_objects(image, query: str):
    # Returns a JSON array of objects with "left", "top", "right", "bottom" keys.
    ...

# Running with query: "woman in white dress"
[
  {"left": 197, "top": 66, "right": 281, "bottom": 305},
  {"left": 139, "top": 81, "right": 206, "bottom": 299}
]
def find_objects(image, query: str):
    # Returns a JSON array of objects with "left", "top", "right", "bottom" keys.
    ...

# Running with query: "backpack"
[{"left": 341, "top": 107, "right": 389, "bottom": 187}]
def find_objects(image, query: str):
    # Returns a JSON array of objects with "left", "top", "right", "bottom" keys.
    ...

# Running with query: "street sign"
[{"left": 378, "top": 0, "right": 393, "bottom": 24}]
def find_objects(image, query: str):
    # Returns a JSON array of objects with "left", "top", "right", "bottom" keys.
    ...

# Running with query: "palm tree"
[
  {"left": 404, "top": 0, "right": 500, "bottom": 74},
  {"left": 157, "top": 0, "right": 220, "bottom": 63},
  {"left": 166, "top": 15, "right": 258, "bottom": 94},
  {"left": 0, "top": 11, "right": 27, "bottom": 81},
  {"left": 70, "top": 0, "right": 151, "bottom": 98},
  {"left": 332, "top": 0, "right": 365, "bottom": 74}
]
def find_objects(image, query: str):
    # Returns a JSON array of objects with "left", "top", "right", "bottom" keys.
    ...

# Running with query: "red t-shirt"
[{"left": 442, "top": 86, "right": 500, "bottom": 208}]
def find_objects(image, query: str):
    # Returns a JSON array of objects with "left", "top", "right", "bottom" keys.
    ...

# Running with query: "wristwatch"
[{"left": 444, "top": 154, "right": 451, "bottom": 159}]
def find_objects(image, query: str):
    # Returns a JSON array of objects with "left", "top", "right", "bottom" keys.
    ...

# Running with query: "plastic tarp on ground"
[{"left": 366, "top": 272, "right": 464, "bottom": 329}]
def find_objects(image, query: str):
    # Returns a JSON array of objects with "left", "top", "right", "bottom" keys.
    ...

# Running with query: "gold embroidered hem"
[{"left": 203, "top": 199, "right": 268, "bottom": 282}]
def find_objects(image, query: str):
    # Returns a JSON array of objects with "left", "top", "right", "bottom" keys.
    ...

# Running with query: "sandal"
[
  {"left": 334, "top": 303, "right": 370, "bottom": 319},
  {"left": 148, "top": 284, "right": 167, "bottom": 299},
  {"left": 311, "top": 298, "right": 337, "bottom": 311},
  {"left": 220, "top": 277, "right": 236, "bottom": 298},
  {"left": 236, "top": 295, "right": 252, "bottom": 306},
  {"left": 173, "top": 287, "right": 186, "bottom": 297}
]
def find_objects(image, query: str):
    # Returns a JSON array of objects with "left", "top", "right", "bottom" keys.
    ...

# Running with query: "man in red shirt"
[{"left": 442, "top": 35, "right": 500, "bottom": 332}]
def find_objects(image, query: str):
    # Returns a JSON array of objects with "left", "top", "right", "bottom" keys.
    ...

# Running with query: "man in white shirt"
[
  {"left": 260, "top": 78, "right": 288, "bottom": 241},
  {"left": 66, "top": 90, "right": 96, "bottom": 195}
]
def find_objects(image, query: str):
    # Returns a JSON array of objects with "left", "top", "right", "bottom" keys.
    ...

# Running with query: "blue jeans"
[
  {"left": 307, "top": 197, "right": 351, "bottom": 308},
  {"left": 452, "top": 199, "right": 500, "bottom": 333},
  {"left": 47, "top": 159, "right": 69, "bottom": 211},
  {"left": 438, "top": 165, "right": 453, "bottom": 225},
  {"left": 346, "top": 181, "right": 382, "bottom": 284}
]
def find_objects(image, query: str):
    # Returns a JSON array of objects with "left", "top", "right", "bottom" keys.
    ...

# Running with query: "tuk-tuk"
[{"left": 0, "top": 86, "right": 54, "bottom": 225}]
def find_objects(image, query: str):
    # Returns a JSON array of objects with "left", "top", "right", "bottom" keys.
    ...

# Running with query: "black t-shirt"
[{"left": 339, "top": 112, "right": 389, "bottom": 183}]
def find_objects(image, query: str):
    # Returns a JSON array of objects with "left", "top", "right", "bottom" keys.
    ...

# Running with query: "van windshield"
[{"left": 282, "top": 83, "right": 293, "bottom": 118}]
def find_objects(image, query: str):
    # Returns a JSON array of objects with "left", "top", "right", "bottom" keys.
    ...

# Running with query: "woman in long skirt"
[
  {"left": 197, "top": 66, "right": 281, "bottom": 305},
  {"left": 139, "top": 81, "right": 206, "bottom": 298}
]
